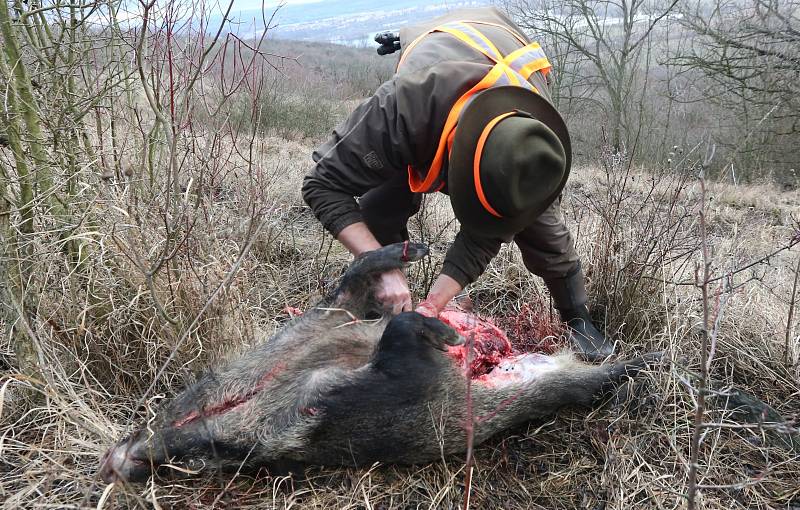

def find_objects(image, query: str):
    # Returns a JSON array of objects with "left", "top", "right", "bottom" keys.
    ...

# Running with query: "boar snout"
[{"left": 99, "top": 432, "right": 158, "bottom": 484}]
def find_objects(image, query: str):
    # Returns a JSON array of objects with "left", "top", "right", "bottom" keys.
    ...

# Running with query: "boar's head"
[{"left": 99, "top": 368, "right": 272, "bottom": 483}]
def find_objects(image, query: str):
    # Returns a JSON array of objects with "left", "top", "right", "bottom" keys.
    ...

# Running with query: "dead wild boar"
[{"left": 100, "top": 242, "right": 657, "bottom": 483}]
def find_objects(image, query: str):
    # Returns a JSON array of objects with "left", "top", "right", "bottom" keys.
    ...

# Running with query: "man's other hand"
[
  {"left": 414, "top": 274, "right": 464, "bottom": 318},
  {"left": 376, "top": 268, "right": 412, "bottom": 315},
  {"left": 415, "top": 300, "right": 439, "bottom": 318}
]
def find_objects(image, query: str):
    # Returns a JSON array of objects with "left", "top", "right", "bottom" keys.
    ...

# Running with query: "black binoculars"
[{"left": 375, "top": 31, "right": 401, "bottom": 55}]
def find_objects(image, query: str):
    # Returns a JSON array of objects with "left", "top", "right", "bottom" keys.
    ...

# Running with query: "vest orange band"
[
  {"left": 473, "top": 111, "right": 516, "bottom": 218},
  {"left": 400, "top": 21, "right": 552, "bottom": 195},
  {"left": 408, "top": 63, "right": 506, "bottom": 192}
]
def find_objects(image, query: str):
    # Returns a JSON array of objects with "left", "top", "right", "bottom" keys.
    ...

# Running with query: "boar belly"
[{"left": 476, "top": 353, "right": 561, "bottom": 387}]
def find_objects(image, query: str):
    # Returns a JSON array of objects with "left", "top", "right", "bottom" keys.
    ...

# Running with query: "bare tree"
[
  {"left": 505, "top": 0, "right": 678, "bottom": 152},
  {"left": 1, "top": 0, "right": 114, "bottom": 378},
  {"left": 674, "top": 0, "right": 800, "bottom": 181},
  {"left": 0, "top": 0, "right": 282, "bottom": 382}
]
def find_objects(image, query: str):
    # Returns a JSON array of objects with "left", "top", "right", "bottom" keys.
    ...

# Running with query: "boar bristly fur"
[{"left": 100, "top": 242, "right": 657, "bottom": 483}]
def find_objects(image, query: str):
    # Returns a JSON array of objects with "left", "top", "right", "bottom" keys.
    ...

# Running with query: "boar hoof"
[{"left": 610, "top": 351, "right": 663, "bottom": 381}]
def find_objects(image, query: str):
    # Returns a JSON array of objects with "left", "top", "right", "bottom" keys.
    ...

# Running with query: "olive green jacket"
[{"left": 302, "top": 7, "right": 553, "bottom": 286}]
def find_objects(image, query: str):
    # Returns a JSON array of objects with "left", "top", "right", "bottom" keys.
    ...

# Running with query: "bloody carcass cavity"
[
  {"left": 439, "top": 309, "right": 513, "bottom": 377},
  {"left": 494, "top": 301, "right": 564, "bottom": 354},
  {"left": 284, "top": 306, "right": 303, "bottom": 317}
]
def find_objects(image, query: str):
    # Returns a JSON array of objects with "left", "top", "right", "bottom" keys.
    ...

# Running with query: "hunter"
[{"left": 302, "top": 6, "right": 614, "bottom": 360}]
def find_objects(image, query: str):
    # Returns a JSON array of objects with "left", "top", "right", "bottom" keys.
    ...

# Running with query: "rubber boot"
[{"left": 544, "top": 264, "right": 615, "bottom": 361}]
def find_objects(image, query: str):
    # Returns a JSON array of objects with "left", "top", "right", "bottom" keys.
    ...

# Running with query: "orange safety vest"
[{"left": 397, "top": 21, "right": 552, "bottom": 193}]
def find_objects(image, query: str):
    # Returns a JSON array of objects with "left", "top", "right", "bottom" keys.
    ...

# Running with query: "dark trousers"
[
  {"left": 359, "top": 176, "right": 580, "bottom": 281},
  {"left": 359, "top": 177, "right": 423, "bottom": 245}
]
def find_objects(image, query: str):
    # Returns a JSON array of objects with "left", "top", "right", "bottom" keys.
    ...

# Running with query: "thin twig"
[
  {"left": 687, "top": 143, "right": 715, "bottom": 510},
  {"left": 462, "top": 329, "right": 475, "bottom": 510},
  {"left": 786, "top": 253, "right": 800, "bottom": 366}
]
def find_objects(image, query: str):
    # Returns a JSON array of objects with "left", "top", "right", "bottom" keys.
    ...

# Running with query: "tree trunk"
[{"left": 0, "top": 2, "right": 44, "bottom": 380}]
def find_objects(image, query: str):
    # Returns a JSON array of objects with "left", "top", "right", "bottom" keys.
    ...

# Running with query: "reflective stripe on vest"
[{"left": 398, "top": 21, "right": 552, "bottom": 193}]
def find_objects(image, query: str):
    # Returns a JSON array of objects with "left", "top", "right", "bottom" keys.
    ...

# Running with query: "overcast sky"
[{"left": 234, "top": 0, "right": 324, "bottom": 10}]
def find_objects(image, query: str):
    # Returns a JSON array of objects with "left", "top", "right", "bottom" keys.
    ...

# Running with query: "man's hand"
[
  {"left": 415, "top": 299, "right": 439, "bottom": 318},
  {"left": 376, "top": 268, "right": 413, "bottom": 315},
  {"left": 337, "top": 222, "right": 410, "bottom": 313},
  {"left": 414, "top": 274, "right": 463, "bottom": 318}
]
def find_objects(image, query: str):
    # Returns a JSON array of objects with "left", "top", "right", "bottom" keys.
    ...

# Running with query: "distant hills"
[{"left": 225, "top": 0, "right": 493, "bottom": 45}]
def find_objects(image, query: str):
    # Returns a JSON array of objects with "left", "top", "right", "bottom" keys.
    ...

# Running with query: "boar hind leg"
[
  {"left": 605, "top": 352, "right": 662, "bottom": 388},
  {"left": 470, "top": 353, "right": 663, "bottom": 447},
  {"left": 560, "top": 352, "right": 662, "bottom": 403},
  {"left": 330, "top": 242, "right": 428, "bottom": 314},
  {"left": 568, "top": 352, "right": 663, "bottom": 407}
]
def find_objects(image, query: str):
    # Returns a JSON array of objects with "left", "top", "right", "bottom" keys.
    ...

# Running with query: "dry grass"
[{"left": 1, "top": 138, "right": 799, "bottom": 509}]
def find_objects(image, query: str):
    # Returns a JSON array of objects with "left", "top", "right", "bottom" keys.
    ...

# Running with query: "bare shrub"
[{"left": 568, "top": 146, "right": 698, "bottom": 343}]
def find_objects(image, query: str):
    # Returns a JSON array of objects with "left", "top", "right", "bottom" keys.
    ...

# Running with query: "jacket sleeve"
[
  {"left": 302, "top": 79, "right": 412, "bottom": 237},
  {"left": 441, "top": 231, "right": 504, "bottom": 287}
]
